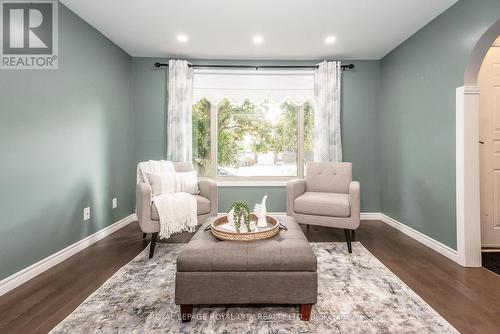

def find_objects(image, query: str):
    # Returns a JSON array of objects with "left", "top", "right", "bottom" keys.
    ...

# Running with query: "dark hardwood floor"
[{"left": 1, "top": 220, "right": 499, "bottom": 334}]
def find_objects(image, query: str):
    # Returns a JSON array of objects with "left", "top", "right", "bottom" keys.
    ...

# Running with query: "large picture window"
[{"left": 192, "top": 69, "right": 314, "bottom": 179}]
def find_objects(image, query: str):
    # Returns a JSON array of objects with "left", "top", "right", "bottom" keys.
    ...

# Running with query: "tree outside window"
[{"left": 192, "top": 97, "right": 314, "bottom": 177}]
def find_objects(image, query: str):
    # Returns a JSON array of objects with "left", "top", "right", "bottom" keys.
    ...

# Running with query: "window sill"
[{"left": 204, "top": 179, "right": 292, "bottom": 187}]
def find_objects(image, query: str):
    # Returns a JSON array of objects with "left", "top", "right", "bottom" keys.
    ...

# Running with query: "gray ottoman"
[{"left": 175, "top": 216, "right": 318, "bottom": 321}]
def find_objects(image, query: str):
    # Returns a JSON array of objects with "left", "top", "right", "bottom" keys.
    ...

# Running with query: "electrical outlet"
[
  {"left": 83, "top": 207, "right": 90, "bottom": 221},
  {"left": 112, "top": 198, "right": 117, "bottom": 209}
]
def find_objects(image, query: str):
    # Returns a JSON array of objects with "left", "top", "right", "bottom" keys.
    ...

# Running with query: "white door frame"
[
  {"left": 456, "top": 85, "right": 481, "bottom": 267},
  {"left": 456, "top": 19, "right": 500, "bottom": 267}
]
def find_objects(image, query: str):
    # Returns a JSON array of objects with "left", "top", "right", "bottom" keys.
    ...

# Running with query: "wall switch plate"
[
  {"left": 83, "top": 207, "right": 90, "bottom": 221},
  {"left": 112, "top": 198, "right": 117, "bottom": 209}
]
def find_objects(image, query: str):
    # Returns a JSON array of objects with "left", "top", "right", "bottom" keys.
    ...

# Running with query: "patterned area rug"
[{"left": 51, "top": 242, "right": 457, "bottom": 333}]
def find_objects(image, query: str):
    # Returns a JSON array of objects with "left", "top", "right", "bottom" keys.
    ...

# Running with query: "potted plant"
[{"left": 228, "top": 201, "right": 251, "bottom": 233}]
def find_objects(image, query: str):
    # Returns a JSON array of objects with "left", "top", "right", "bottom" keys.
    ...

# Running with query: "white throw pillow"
[
  {"left": 144, "top": 172, "right": 176, "bottom": 196},
  {"left": 175, "top": 171, "right": 199, "bottom": 194}
]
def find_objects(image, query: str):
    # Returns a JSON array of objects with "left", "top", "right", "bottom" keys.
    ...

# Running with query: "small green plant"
[{"left": 229, "top": 201, "right": 251, "bottom": 233}]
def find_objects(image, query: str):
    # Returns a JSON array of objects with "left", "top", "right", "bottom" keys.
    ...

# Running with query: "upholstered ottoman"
[{"left": 175, "top": 216, "right": 318, "bottom": 322}]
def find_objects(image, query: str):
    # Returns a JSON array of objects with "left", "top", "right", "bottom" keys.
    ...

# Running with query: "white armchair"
[
  {"left": 136, "top": 162, "right": 218, "bottom": 258},
  {"left": 287, "top": 162, "right": 360, "bottom": 253}
]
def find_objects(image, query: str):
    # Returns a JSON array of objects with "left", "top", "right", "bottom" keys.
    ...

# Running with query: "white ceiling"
[{"left": 61, "top": 0, "right": 457, "bottom": 60}]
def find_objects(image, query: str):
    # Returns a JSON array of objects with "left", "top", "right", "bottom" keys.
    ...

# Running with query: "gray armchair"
[
  {"left": 136, "top": 162, "right": 218, "bottom": 258},
  {"left": 287, "top": 162, "right": 360, "bottom": 253}
]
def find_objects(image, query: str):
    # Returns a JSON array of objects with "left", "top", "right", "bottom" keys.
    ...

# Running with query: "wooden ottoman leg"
[
  {"left": 299, "top": 304, "right": 313, "bottom": 321},
  {"left": 180, "top": 304, "right": 193, "bottom": 322}
]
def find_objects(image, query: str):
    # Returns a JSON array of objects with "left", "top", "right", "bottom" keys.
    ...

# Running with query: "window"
[{"left": 192, "top": 69, "right": 314, "bottom": 179}]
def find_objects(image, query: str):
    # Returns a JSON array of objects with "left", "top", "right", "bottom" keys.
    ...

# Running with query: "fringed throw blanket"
[
  {"left": 137, "top": 160, "right": 197, "bottom": 239},
  {"left": 152, "top": 192, "right": 197, "bottom": 239}
]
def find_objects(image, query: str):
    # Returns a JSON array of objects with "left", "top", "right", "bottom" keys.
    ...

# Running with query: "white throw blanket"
[
  {"left": 152, "top": 192, "right": 197, "bottom": 239},
  {"left": 137, "top": 160, "right": 197, "bottom": 239}
]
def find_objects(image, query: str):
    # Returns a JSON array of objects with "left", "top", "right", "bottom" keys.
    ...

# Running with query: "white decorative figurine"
[
  {"left": 254, "top": 195, "right": 268, "bottom": 228},
  {"left": 227, "top": 208, "right": 236, "bottom": 227}
]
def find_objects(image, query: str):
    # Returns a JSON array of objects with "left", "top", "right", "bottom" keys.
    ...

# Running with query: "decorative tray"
[{"left": 210, "top": 214, "right": 281, "bottom": 241}]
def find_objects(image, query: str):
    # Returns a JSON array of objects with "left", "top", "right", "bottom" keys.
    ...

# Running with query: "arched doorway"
[{"left": 457, "top": 19, "right": 500, "bottom": 267}]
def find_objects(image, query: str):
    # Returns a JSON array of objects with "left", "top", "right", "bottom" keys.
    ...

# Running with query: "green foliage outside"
[{"left": 192, "top": 97, "right": 314, "bottom": 176}]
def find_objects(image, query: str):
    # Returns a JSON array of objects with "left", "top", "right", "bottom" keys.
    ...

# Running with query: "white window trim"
[
  {"left": 216, "top": 180, "right": 290, "bottom": 187},
  {"left": 193, "top": 68, "right": 314, "bottom": 183},
  {"left": 198, "top": 176, "right": 292, "bottom": 187}
]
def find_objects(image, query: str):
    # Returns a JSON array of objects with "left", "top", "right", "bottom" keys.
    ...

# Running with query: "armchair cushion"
[
  {"left": 194, "top": 195, "right": 211, "bottom": 215},
  {"left": 152, "top": 195, "right": 211, "bottom": 220},
  {"left": 294, "top": 192, "right": 350, "bottom": 218},
  {"left": 175, "top": 171, "right": 199, "bottom": 194},
  {"left": 305, "top": 162, "right": 352, "bottom": 194},
  {"left": 286, "top": 179, "right": 306, "bottom": 216}
]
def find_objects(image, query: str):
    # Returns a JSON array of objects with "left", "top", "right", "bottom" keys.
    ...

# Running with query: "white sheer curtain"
[
  {"left": 313, "top": 61, "right": 342, "bottom": 162},
  {"left": 166, "top": 60, "right": 194, "bottom": 162}
]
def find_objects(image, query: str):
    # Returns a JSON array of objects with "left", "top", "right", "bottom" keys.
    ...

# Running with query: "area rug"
[{"left": 50, "top": 242, "right": 457, "bottom": 333}]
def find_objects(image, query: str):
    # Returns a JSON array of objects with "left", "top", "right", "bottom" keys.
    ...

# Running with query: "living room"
[{"left": 0, "top": 0, "right": 500, "bottom": 333}]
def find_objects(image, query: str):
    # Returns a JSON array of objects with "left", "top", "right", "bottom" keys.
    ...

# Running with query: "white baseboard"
[
  {"left": 360, "top": 212, "right": 382, "bottom": 220},
  {"left": 364, "top": 213, "right": 459, "bottom": 263},
  {"left": 0, "top": 214, "right": 137, "bottom": 296},
  {"left": 216, "top": 211, "right": 459, "bottom": 263},
  {"left": 1, "top": 210, "right": 460, "bottom": 296}
]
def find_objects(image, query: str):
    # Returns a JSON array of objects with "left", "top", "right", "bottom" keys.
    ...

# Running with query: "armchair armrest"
[
  {"left": 136, "top": 183, "right": 152, "bottom": 227},
  {"left": 287, "top": 179, "right": 306, "bottom": 216},
  {"left": 198, "top": 178, "right": 218, "bottom": 217},
  {"left": 349, "top": 181, "right": 360, "bottom": 228}
]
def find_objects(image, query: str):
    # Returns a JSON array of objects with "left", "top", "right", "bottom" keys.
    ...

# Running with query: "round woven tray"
[{"left": 210, "top": 214, "right": 280, "bottom": 241}]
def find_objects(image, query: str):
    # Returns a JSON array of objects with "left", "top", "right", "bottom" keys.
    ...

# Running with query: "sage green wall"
[
  {"left": 379, "top": 0, "right": 500, "bottom": 249},
  {"left": 132, "top": 58, "right": 380, "bottom": 212},
  {"left": 0, "top": 4, "right": 135, "bottom": 280}
]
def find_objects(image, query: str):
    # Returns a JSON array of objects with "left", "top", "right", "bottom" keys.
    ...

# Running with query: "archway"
[{"left": 457, "top": 19, "right": 500, "bottom": 267}]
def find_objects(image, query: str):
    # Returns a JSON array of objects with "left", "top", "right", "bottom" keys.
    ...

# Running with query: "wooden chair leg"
[
  {"left": 344, "top": 229, "right": 352, "bottom": 253},
  {"left": 180, "top": 304, "right": 193, "bottom": 322},
  {"left": 351, "top": 229, "right": 355, "bottom": 241},
  {"left": 299, "top": 304, "right": 313, "bottom": 321},
  {"left": 149, "top": 232, "right": 158, "bottom": 259}
]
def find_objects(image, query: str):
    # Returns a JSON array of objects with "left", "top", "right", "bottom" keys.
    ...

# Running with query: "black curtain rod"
[{"left": 154, "top": 62, "right": 355, "bottom": 71}]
